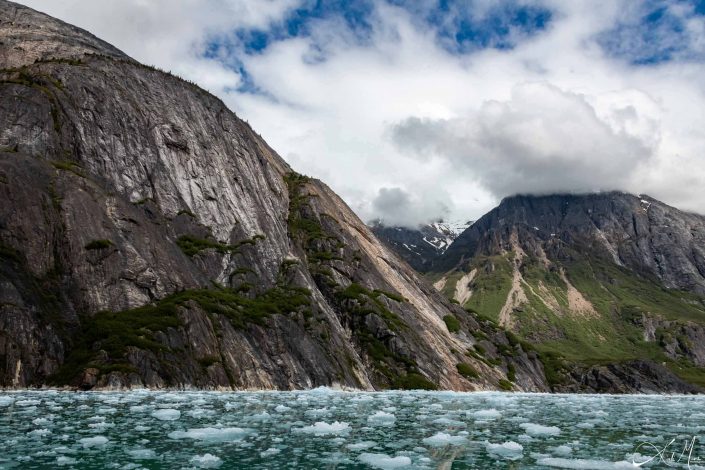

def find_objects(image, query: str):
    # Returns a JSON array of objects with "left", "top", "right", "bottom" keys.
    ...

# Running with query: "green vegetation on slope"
[
  {"left": 462, "top": 254, "right": 513, "bottom": 321},
  {"left": 51, "top": 284, "right": 311, "bottom": 385},
  {"left": 436, "top": 247, "right": 705, "bottom": 389}
]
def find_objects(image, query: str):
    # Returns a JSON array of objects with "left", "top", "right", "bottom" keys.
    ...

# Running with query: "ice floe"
[
  {"left": 151, "top": 408, "right": 181, "bottom": 421},
  {"left": 367, "top": 411, "right": 396, "bottom": 426},
  {"left": 485, "top": 441, "right": 523, "bottom": 461},
  {"left": 294, "top": 421, "right": 351, "bottom": 435},
  {"left": 520, "top": 422, "right": 561, "bottom": 436},
  {"left": 168, "top": 427, "right": 249, "bottom": 442},
  {"left": 189, "top": 453, "right": 222, "bottom": 468},
  {"left": 358, "top": 452, "right": 412, "bottom": 469},
  {"left": 422, "top": 432, "right": 468, "bottom": 447},
  {"left": 79, "top": 436, "right": 108, "bottom": 448}
]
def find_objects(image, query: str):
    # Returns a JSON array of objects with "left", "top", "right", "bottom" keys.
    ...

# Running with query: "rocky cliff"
[
  {"left": 431, "top": 192, "right": 705, "bottom": 392},
  {"left": 0, "top": 1, "right": 545, "bottom": 392}
]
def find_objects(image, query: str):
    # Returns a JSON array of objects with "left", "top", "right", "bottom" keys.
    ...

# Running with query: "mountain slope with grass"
[
  {"left": 430, "top": 192, "right": 705, "bottom": 392},
  {"left": 0, "top": 0, "right": 548, "bottom": 392}
]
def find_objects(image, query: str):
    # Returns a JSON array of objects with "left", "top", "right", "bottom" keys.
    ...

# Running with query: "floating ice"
[
  {"left": 294, "top": 421, "right": 351, "bottom": 435},
  {"left": 0, "top": 396, "right": 14, "bottom": 407},
  {"left": 358, "top": 452, "right": 412, "bottom": 469},
  {"left": 16, "top": 399, "right": 41, "bottom": 406},
  {"left": 367, "top": 411, "right": 396, "bottom": 426},
  {"left": 347, "top": 441, "right": 377, "bottom": 451},
  {"left": 422, "top": 432, "right": 468, "bottom": 447},
  {"left": 127, "top": 448, "right": 157, "bottom": 460},
  {"left": 260, "top": 447, "right": 281, "bottom": 457},
  {"left": 520, "top": 422, "right": 561, "bottom": 436},
  {"left": 56, "top": 456, "right": 77, "bottom": 466},
  {"left": 274, "top": 404, "right": 291, "bottom": 412},
  {"left": 551, "top": 445, "right": 573, "bottom": 456},
  {"left": 473, "top": 408, "right": 501, "bottom": 420},
  {"left": 28, "top": 428, "right": 51, "bottom": 437},
  {"left": 536, "top": 457, "right": 637, "bottom": 469},
  {"left": 79, "top": 436, "right": 108, "bottom": 448},
  {"left": 248, "top": 412, "right": 271, "bottom": 421},
  {"left": 432, "top": 416, "right": 465, "bottom": 426},
  {"left": 152, "top": 409, "right": 181, "bottom": 421},
  {"left": 168, "top": 427, "right": 249, "bottom": 442},
  {"left": 189, "top": 453, "right": 223, "bottom": 468},
  {"left": 485, "top": 441, "right": 523, "bottom": 461}
]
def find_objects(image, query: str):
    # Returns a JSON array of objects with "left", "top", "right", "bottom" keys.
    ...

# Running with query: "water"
[{"left": 1, "top": 389, "right": 704, "bottom": 469}]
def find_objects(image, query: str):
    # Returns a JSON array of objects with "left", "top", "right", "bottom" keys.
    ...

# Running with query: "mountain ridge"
[{"left": 428, "top": 190, "right": 705, "bottom": 391}]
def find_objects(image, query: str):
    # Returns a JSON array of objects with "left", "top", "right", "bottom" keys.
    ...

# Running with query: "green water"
[{"left": 1, "top": 389, "right": 703, "bottom": 469}]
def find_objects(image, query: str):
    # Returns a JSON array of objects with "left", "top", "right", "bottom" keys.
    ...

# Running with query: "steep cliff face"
[
  {"left": 431, "top": 192, "right": 705, "bottom": 392},
  {"left": 0, "top": 1, "right": 546, "bottom": 392}
]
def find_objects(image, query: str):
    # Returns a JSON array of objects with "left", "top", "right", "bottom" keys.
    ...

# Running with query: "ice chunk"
[
  {"left": 127, "top": 448, "right": 157, "bottom": 460},
  {"left": 260, "top": 447, "right": 281, "bottom": 457},
  {"left": 16, "top": 399, "right": 41, "bottom": 406},
  {"left": 422, "top": 432, "right": 467, "bottom": 447},
  {"left": 358, "top": 453, "right": 412, "bottom": 469},
  {"left": 248, "top": 411, "right": 271, "bottom": 421},
  {"left": 551, "top": 445, "right": 572, "bottom": 456},
  {"left": 473, "top": 408, "right": 501, "bottom": 420},
  {"left": 367, "top": 411, "right": 396, "bottom": 426},
  {"left": 486, "top": 441, "right": 523, "bottom": 461},
  {"left": 520, "top": 422, "right": 561, "bottom": 436},
  {"left": 347, "top": 441, "right": 377, "bottom": 451},
  {"left": 28, "top": 428, "right": 51, "bottom": 437},
  {"left": 0, "top": 396, "right": 14, "bottom": 407},
  {"left": 274, "top": 404, "right": 291, "bottom": 412},
  {"left": 56, "top": 456, "right": 77, "bottom": 466},
  {"left": 168, "top": 427, "right": 249, "bottom": 442},
  {"left": 79, "top": 436, "right": 109, "bottom": 448},
  {"left": 152, "top": 409, "right": 181, "bottom": 421},
  {"left": 294, "top": 421, "right": 351, "bottom": 435},
  {"left": 190, "top": 453, "right": 223, "bottom": 468},
  {"left": 535, "top": 457, "right": 636, "bottom": 469}
]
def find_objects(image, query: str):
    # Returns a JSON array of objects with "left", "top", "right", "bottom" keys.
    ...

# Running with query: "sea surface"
[{"left": 1, "top": 389, "right": 704, "bottom": 469}]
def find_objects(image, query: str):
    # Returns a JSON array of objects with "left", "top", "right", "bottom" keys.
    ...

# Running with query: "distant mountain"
[
  {"left": 430, "top": 192, "right": 705, "bottom": 392},
  {"left": 370, "top": 219, "right": 472, "bottom": 271}
]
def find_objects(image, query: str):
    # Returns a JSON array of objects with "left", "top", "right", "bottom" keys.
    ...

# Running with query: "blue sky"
[{"left": 20, "top": 0, "right": 705, "bottom": 225}]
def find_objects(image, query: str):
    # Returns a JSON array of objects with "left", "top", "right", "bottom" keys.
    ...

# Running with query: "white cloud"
[
  {"left": 14, "top": 0, "right": 705, "bottom": 223},
  {"left": 371, "top": 186, "right": 451, "bottom": 228},
  {"left": 391, "top": 82, "right": 655, "bottom": 197}
]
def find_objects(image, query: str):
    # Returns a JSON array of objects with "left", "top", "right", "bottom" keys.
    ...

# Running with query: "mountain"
[
  {"left": 370, "top": 220, "right": 472, "bottom": 271},
  {"left": 0, "top": 1, "right": 551, "bottom": 392},
  {"left": 431, "top": 192, "right": 705, "bottom": 392}
]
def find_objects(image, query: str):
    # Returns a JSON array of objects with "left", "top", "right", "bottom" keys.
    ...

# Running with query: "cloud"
[
  {"left": 14, "top": 0, "right": 705, "bottom": 223},
  {"left": 390, "top": 82, "right": 655, "bottom": 197},
  {"left": 371, "top": 187, "right": 450, "bottom": 228}
]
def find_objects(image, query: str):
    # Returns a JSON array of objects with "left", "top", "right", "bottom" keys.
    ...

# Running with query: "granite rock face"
[{"left": 0, "top": 1, "right": 545, "bottom": 391}]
